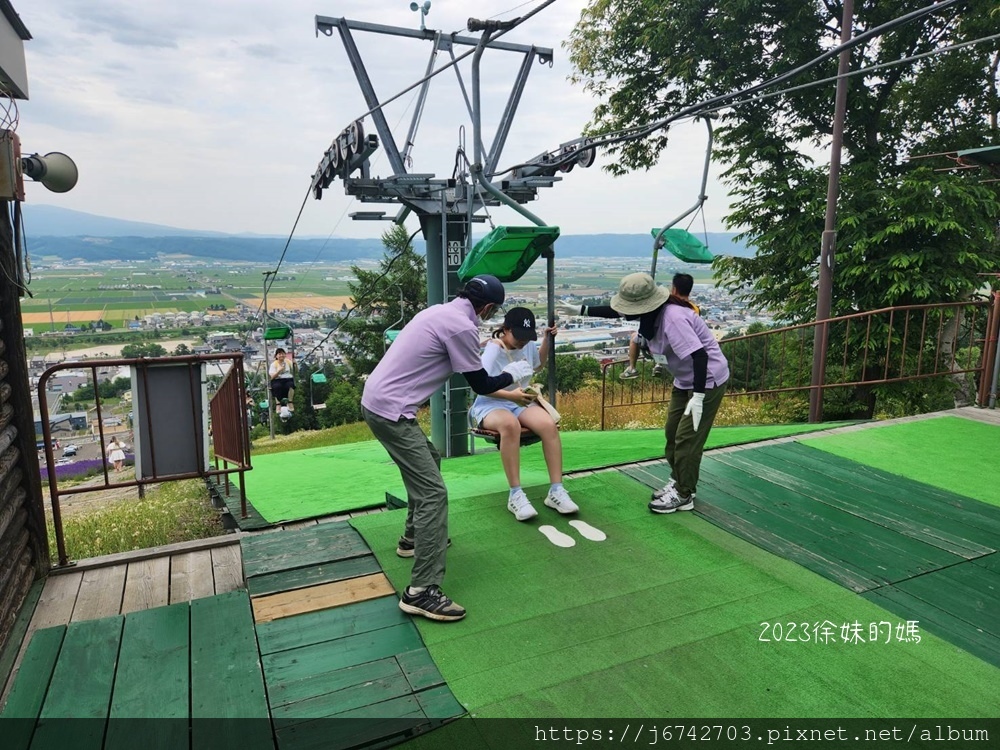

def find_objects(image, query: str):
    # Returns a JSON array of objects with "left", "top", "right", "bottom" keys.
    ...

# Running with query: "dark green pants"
[
  {"left": 362, "top": 407, "right": 448, "bottom": 588},
  {"left": 664, "top": 383, "right": 727, "bottom": 498}
]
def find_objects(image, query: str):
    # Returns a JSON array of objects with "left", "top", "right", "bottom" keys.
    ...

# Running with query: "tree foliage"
[
  {"left": 339, "top": 225, "right": 427, "bottom": 375},
  {"left": 121, "top": 342, "right": 167, "bottom": 358},
  {"left": 568, "top": 1, "right": 1000, "bottom": 322}
]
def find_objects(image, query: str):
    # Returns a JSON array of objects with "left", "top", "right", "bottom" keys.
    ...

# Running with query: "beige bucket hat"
[{"left": 610, "top": 272, "right": 671, "bottom": 315}]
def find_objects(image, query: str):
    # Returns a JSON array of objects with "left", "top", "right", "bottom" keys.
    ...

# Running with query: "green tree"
[
  {"left": 323, "top": 380, "right": 364, "bottom": 426},
  {"left": 173, "top": 343, "right": 191, "bottom": 355},
  {"left": 568, "top": 1, "right": 1000, "bottom": 321},
  {"left": 339, "top": 225, "right": 427, "bottom": 375},
  {"left": 121, "top": 342, "right": 167, "bottom": 358},
  {"left": 550, "top": 354, "right": 602, "bottom": 394}
]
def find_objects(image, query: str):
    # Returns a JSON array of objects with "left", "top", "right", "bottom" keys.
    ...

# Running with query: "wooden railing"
[{"left": 601, "top": 297, "right": 1000, "bottom": 429}]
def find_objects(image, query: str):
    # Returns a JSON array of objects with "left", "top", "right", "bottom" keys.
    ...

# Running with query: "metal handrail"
[
  {"left": 38, "top": 353, "right": 250, "bottom": 566},
  {"left": 601, "top": 298, "right": 998, "bottom": 429}
]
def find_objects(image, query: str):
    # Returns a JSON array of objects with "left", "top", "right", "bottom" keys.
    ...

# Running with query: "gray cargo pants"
[{"left": 362, "top": 407, "right": 449, "bottom": 588}]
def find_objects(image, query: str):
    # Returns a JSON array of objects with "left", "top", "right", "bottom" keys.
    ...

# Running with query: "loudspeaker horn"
[{"left": 21, "top": 152, "right": 79, "bottom": 193}]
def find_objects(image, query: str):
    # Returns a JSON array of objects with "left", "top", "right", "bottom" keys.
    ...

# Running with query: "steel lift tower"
[{"left": 310, "top": 14, "right": 595, "bottom": 457}]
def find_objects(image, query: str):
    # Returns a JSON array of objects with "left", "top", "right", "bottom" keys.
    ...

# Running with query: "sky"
[{"left": 13, "top": 0, "right": 735, "bottom": 240}]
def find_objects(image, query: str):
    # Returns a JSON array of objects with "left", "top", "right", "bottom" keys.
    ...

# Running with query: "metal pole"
[
  {"left": 262, "top": 271, "right": 276, "bottom": 439},
  {"left": 809, "top": 0, "right": 854, "bottom": 423},
  {"left": 546, "top": 248, "right": 557, "bottom": 406},
  {"left": 987, "top": 291, "right": 1000, "bottom": 408}
]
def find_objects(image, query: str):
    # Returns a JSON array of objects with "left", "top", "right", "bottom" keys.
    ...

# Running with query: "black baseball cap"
[
  {"left": 463, "top": 274, "right": 505, "bottom": 305},
  {"left": 504, "top": 307, "right": 537, "bottom": 341}
]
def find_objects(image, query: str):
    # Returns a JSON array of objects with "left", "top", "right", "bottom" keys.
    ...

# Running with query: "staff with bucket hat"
[
  {"left": 362, "top": 274, "right": 533, "bottom": 623},
  {"left": 610, "top": 272, "right": 729, "bottom": 514}
]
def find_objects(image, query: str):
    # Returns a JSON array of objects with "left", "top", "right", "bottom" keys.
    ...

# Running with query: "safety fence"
[
  {"left": 38, "top": 354, "right": 250, "bottom": 566},
  {"left": 601, "top": 297, "right": 1000, "bottom": 429}
]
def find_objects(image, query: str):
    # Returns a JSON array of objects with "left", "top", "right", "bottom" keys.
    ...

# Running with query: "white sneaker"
[
  {"left": 619, "top": 367, "right": 640, "bottom": 380},
  {"left": 648, "top": 485, "right": 695, "bottom": 514},
  {"left": 651, "top": 478, "right": 676, "bottom": 500},
  {"left": 651, "top": 364, "right": 664, "bottom": 377},
  {"left": 544, "top": 486, "right": 579, "bottom": 514},
  {"left": 507, "top": 489, "right": 538, "bottom": 521}
]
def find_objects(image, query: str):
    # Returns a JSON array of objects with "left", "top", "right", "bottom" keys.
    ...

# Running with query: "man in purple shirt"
[
  {"left": 362, "top": 274, "right": 534, "bottom": 622},
  {"left": 610, "top": 272, "right": 729, "bottom": 513}
]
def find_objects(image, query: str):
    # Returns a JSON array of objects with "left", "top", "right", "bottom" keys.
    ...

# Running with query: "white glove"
[
  {"left": 502, "top": 360, "right": 534, "bottom": 383},
  {"left": 684, "top": 392, "right": 705, "bottom": 431}
]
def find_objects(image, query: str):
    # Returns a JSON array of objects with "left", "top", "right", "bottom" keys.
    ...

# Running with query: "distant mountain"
[
  {"left": 22, "top": 204, "right": 230, "bottom": 238},
  {"left": 21, "top": 205, "right": 754, "bottom": 261}
]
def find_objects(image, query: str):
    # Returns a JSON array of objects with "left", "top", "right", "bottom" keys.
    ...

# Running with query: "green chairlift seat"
[
  {"left": 384, "top": 329, "right": 401, "bottom": 347},
  {"left": 650, "top": 228, "right": 714, "bottom": 264},
  {"left": 458, "top": 225, "right": 560, "bottom": 283},
  {"left": 264, "top": 324, "right": 292, "bottom": 340},
  {"left": 310, "top": 372, "right": 328, "bottom": 410}
]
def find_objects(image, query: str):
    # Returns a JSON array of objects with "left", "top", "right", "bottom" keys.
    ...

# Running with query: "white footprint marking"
[
  {"left": 569, "top": 520, "right": 607, "bottom": 542},
  {"left": 538, "top": 525, "right": 576, "bottom": 548}
]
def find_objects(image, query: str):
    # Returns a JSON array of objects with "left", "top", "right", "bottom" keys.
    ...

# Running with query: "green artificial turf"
[
  {"left": 802, "top": 416, "right": 1000, "bottom": 507},
  {"left": 245, "top": 423, "right": 855, "bottom": 523},
  {"left": 350, "top": 472, "right": 1000, "bottom": 719}
]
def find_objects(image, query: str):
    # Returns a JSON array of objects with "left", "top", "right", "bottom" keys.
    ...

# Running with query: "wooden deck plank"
[
  {"left": 274, "top": 695, "right": 425, "bottom": 750},
  {"left": 414, "top": 684, "right": 466, "bottom": 721},
  {"left": 0, "top": 626, "right": 65, "bottom": 714},
  {"left": 0, "top": 626, "right": 64, "bottom": 750},
  {"left": 692, "top": 494, "right": 881, "bottom": 592},
  {"left": 32, "top": 616, "right": 124, "bottom": 750},
  {"left": 270, "top": 672, "right": 414, "bottom": 727},
  {"left": 0, "top": 580, "right": 44, "bottom": 706},
  {"left": 169, "top": 549, "right": 216, "bottom": 603},
  {"left": 121, "top": 557, "right": 171, "bottom": 614},
  {"left": 105, "top": 603, "right": 190, "bottom": 750},
  {"left": 251, "top": 574, "right": 395, "bottom": 623},
  {"left": 256, "top": 595, "right": 406, "bottom": 656},
  {"left": 696, "top": 469, "right": 916, "bottom": 585},
  {"left": 894, "top": 563, "right": 1000, "bottom": 638},
  {"left": 864, "top": 585, "right": 1000, "bottom": 669},
  {"left": 30, "top": 572, "right": 82, "bottom": 629},
  {"left": 262, "top": 623, "right": 423, "bottom": 691},
  {"left": 744, "top": 443, "right": 1000, "bottom": 552},
  {"left": 698, "top": 458, "right": 960, "bottom": 580},
  {"left": 247, "top": 554, "right": 382, "bottom": 598},
  {"left": 211, "top": 544, "right": 244, "bottom": 595},
  {"left": 190, "top": 592, "right": 272, "bottom": 750},
  {"left": 241, "top": 524, "right": 371, "bottom": 579},
  {"left": 70, "top": 565, "right": 127, "bottom": 622},
  {"left": 397, "top": 649, "right": 446, "bottom": 693},
  {"left": 0, "top": 573, "right": 81, "bottom": 709},
  {"left": 266, "top": 656, "right": 401, "bottom": 711},
  {"left": 767, "top": 441, "right": 1000, "bottom": 526}
]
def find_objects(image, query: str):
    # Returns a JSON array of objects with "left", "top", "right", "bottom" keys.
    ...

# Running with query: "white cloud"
[{"left": 15, "top": 0, "right": 734, "bottom": 240}]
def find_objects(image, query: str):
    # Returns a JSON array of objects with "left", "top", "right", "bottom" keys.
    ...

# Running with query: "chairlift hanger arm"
[
  {"left": 470, "top": 25, "right": 546, "bottom": 228},
  {"left": 315, "top": 17, "right": 553, "bottom": 62},
  {"left": 325, "top": 20, "right": 405, "bottom": 175},
  {"left": 651, "top": 117, "right": 714, "bottom": 277}
]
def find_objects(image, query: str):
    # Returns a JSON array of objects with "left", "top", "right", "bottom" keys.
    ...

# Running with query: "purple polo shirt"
[
  {"left": 648, "top": 303, "right": 729, "bottom": 390},
  {"left": 361, "top": 298, "right": 485, "bottom": 420}
]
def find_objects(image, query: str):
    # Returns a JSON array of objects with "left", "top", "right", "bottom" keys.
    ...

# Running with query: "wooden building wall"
[{"left": 0, "top": 200, "right": 50, "bottom": 656}]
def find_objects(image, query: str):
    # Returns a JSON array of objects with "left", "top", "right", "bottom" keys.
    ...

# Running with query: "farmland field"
[{"left": 21, "top": 256, "right": 717, "bottom": 333}]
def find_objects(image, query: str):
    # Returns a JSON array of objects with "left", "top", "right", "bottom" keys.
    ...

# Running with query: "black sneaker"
[
  {"left": 396, "top": 536, "right": 452, "bottom": 558},
  {"left": 399, "top": 585, "right": 466, "bottom": 622}
]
